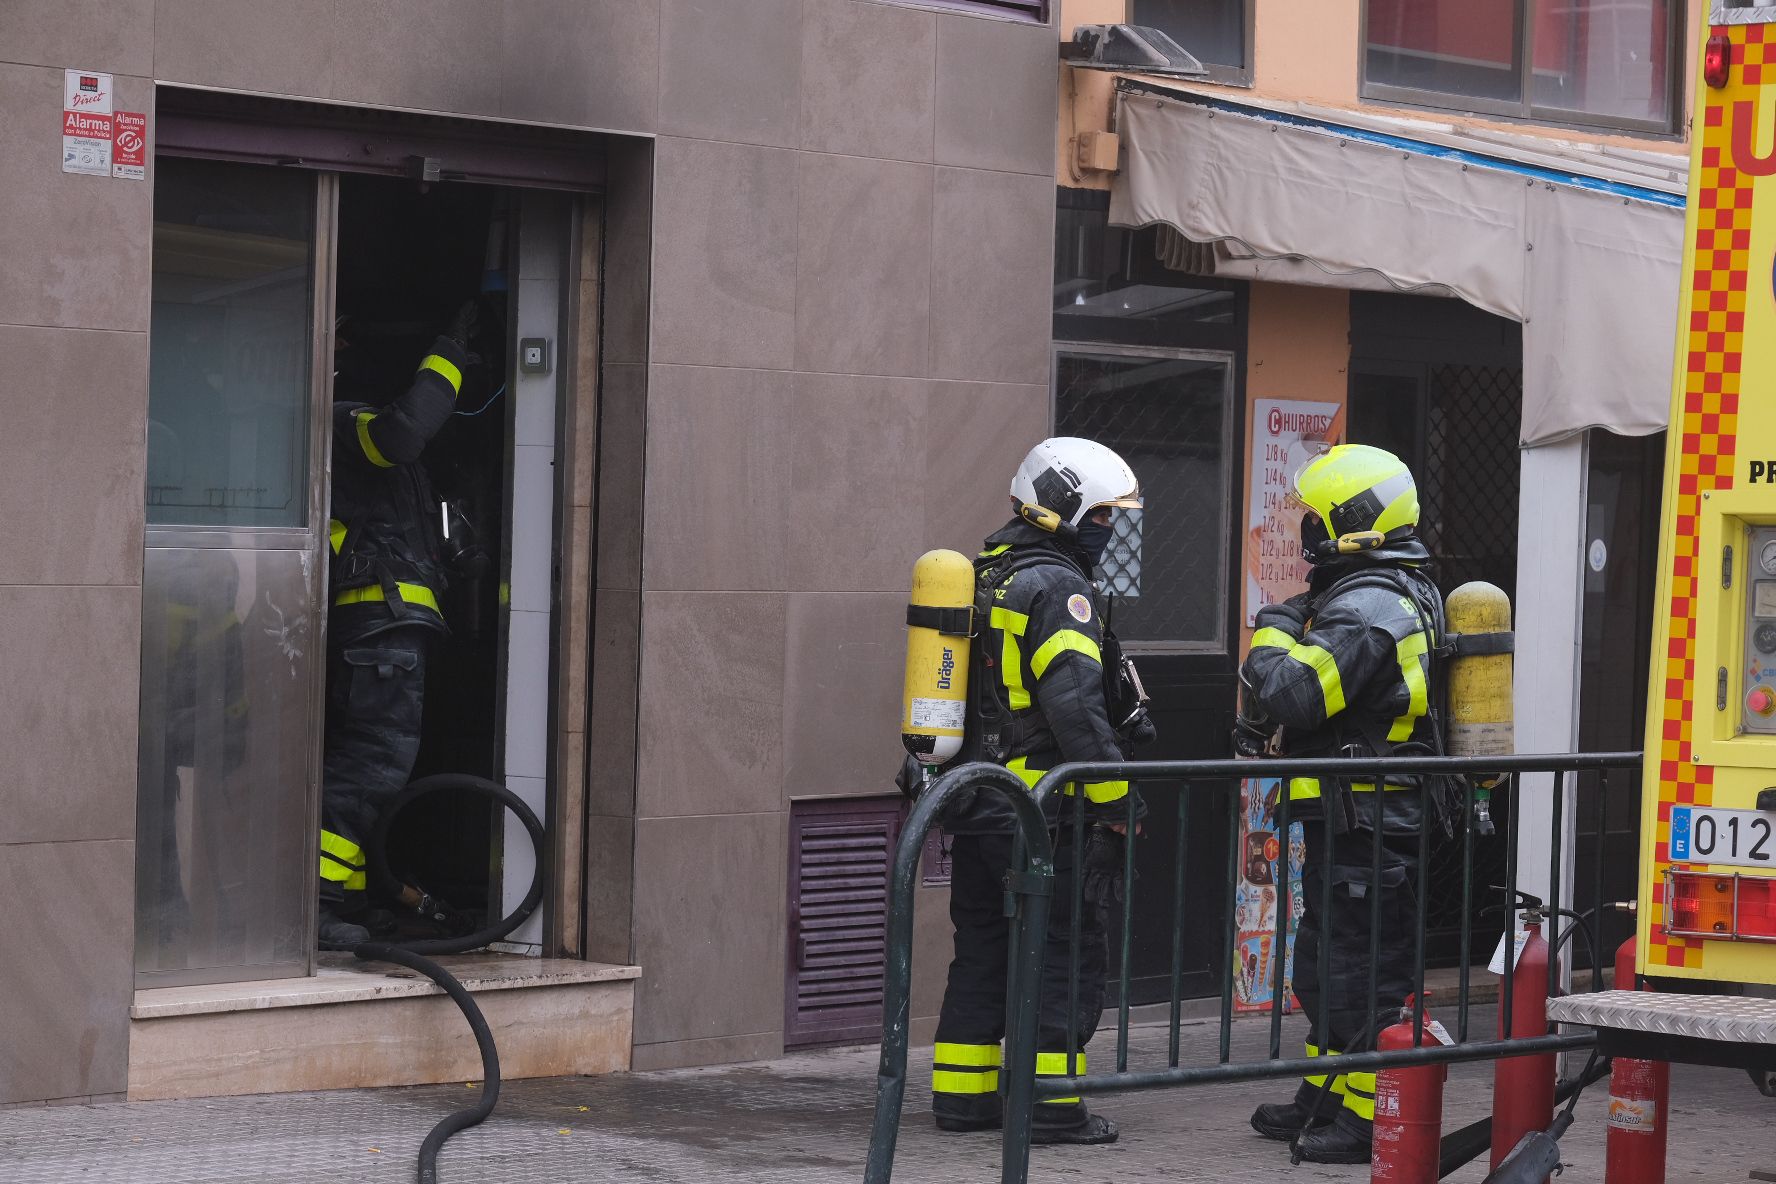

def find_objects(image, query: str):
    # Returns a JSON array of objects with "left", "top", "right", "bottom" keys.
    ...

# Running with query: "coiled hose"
[{"left": 351, "top": 773, "right": 547, "bottom": 1184}]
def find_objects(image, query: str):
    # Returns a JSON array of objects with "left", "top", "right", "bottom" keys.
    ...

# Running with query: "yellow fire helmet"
[{"left": 1290, "top": 444, "right": 1419, "bottom": 557}]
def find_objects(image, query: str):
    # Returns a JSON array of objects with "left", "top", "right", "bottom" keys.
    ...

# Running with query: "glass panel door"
[{"left": 135, "top": 159, "right": 333, "bottom": 987}]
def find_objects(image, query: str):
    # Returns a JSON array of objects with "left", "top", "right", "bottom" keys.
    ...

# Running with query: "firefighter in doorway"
[
  {"left": 923, "top": 437, "right": 1155, "bottom": 1146},
  {"left": 1236, "top": 444, "right": 1445, "bottom": 1164},
  {"left": 316, "top": 303, "right": 477, "bottom": 948}
]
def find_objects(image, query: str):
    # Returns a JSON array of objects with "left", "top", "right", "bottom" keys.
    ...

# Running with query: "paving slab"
[{"left": 0, "top": 1012, "right": 1769, "bottom": 1183}]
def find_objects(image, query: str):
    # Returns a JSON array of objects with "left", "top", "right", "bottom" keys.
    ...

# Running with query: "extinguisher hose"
[
  {"left": 1438, "top": 1052, "right": 1611, "bottom": 1178},
  {"left": 349, "top": 774, "right": 549, "bottom": 1184}
]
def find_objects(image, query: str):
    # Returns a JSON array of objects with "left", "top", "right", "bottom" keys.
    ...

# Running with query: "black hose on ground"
[
  {"left": 350, "top": 773, "right": 547, "bottom": 1184},
  {"left": 1438, "top": 1053, "right": 1611, "bottom": 1178}
]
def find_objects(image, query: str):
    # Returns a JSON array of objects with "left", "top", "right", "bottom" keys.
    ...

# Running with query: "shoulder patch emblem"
[{"left": 1067, "top": 593, "right": 1092, "bottom": 623}]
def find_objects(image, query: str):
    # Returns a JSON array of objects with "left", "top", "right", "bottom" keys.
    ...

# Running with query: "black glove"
[
  {"left": 1254, "top": 597, "right": 1310, "bottom": 635},
  {"left": 445, "top": 299, "right": 479, "bottom": 350},
  {"left": 1081, "top": 825, "right": 1131, "bottom": 908},
  {"left": 1233, "top": 717, "right": 1277, "bottom": 758},
  {"left": 1118, "top": 705, "right": 1157, "bottom": 756}
]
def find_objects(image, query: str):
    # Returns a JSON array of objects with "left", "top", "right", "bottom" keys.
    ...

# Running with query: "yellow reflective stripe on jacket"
[
  {"left": 1288, "top": 776, "right": 1409, "bottom": 800},
  {"left": 1290, "top": 644, "right": 1346, "bottom": 718},
  {"left": 1007, "top": 758, "right": 1129, "bottom": 805},
  {"left": 328, "top": 518, "right": 347, "bottom": 554},
  {"left": 354, "top": 410, "right": 394, "bottom": 468},
  {"left": 1388, "top": 630, "right": 1431, "bottom": 742},
  {"left": 991, "top": 606, "right": 1031, "bottom": 710},
  {"left": 932, "top": 1069, "right": 999, "bottom": 1095},
  {"left": 335, "top": 582, "right": 441, "bottom": 614},
  {"left": 1251, "top": 626, "right": 1296, "bottom": 651},
  {"left": 935, "top": 1042, "right": 1001, "bottom": 1068},
  {"left": 319, "top": 829, "right": 367, "bottom": 891},
  {"left": 419, "top": 353, "right": 463, "bottom": 394},
  {"left": 1030, "top": 629, "right": 1101, "bottom": 679},
  {"left": 980, "top": 543, "right": 1011, "bottom": 558}
]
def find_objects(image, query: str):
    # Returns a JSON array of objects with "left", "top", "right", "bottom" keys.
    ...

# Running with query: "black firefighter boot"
[
  {"left": 1250, "top": 1082, "right": 1340, "bottom": 1141},
  {"left": 1029, "top": 1099, "right": 1119, "bottom": 1146},
  {"left": 1292, "top": 1109, "right": 1373, "bottom": 1165}
]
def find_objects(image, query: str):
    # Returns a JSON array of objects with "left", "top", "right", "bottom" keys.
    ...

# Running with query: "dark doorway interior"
[
  {"left": 1573, "top": 431, "right": 1665, "bottom": 968},
  {"left": 332, "top": 174, "right": 512, "bottom": 927},
  {"left": 1347, "top": 292, "right": 1523, "bottom": 965}
]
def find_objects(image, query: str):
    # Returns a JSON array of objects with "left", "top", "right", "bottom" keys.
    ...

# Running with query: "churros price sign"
[{"left": 1244, "top": 398, "right": 1343, "bottom": 626}]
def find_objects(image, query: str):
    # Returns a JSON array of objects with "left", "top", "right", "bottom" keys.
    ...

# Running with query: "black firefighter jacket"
[
  {"left": 1240, "top": 543, "right": 1442, "bottom": 835},
  {"left": 944, "top": 521, "right": 1135, "bottom": 835},
  {"left": 327, "top": 336, "right": 468, "bottom": 643}
]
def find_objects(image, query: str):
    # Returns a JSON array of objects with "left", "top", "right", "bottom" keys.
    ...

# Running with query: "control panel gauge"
[{"left": 1761, "top": 538, "right": 1776, "bottom": 575}]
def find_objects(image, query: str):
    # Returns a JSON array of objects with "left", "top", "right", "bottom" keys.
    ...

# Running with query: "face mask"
[
  {"left": 1300, "top": 512, "right": 1331, "bottom": 563},
  {"left": 1075, "top": 519, "right": 1114, "bottom": 567}
]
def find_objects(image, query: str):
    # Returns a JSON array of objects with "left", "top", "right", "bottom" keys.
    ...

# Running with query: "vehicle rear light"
[
  {"left": 1740, "top": 876, "right": 1776, "bottom": 939},
  {"left": 1706, "top": 33, "right": 1732, "bottom": 89},
  {"left": 1666, "top": 870, "right": 1776, "bottom": 942}
]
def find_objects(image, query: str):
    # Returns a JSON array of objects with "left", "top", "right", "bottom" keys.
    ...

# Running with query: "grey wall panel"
[
  {"left": 0, "top": 586, "right": 141, "bottom": 846},
  {"left": 0, "top": 326, "right": 147, "bottom": 586},
  {"left": 0, "top": 0, "right": 153, "bottom": 73},
  {"left": 0, "top": 840, "right": 135, "bottom": 1104},
  {"left": 660, "top": 0, "right": 803, "bottom": 149}
]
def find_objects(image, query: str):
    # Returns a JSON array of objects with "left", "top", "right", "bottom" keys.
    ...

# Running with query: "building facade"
[{"left": 1, "top": 0, "right": 1059, "bottom": 1106}]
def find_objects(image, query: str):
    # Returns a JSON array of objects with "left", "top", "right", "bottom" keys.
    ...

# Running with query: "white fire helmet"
[{"left": 1009, "top": 437, "right": 1143, "bottom": 531}]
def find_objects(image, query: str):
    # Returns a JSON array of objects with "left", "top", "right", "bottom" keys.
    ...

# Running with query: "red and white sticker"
[
  {"left": 112, "top": 110, "right": 146, "bottom": 180},
  {"left": 1067, "top": 593, "right": 1092, "bottom": 623},
  {"left": 1606, "top": 1096, "right": 1657, "bottom": 1133},
  {"left": 62, "top": 69, "right": 113, "bottom": 176}
]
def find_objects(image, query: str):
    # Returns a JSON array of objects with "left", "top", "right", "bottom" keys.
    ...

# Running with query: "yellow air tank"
[
  {"left": 1444, "top": 581, "right": 1515, "bottom": 757},
  {"left": 901, "top": 549, "right": 976, "bottom": 766}
]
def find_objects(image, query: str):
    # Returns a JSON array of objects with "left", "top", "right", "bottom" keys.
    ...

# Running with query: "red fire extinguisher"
[
  {"left": 1372, "top": 995, "right": 1447, "bottom": 1184},
  {"left": 1604, "top": 934, "right": 1669, "bottom": 1184},
  {"left": 1491, "top": 900, "right": 1556, "bottom": 1176}
]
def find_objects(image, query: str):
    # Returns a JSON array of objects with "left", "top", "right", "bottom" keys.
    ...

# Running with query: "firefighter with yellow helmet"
[
  {"left": 1236, "top": 444, "right": 1446, "bottom": 1164},
  {"left": 911, "top": 437, "right": 1153, "bottom": 1146}
]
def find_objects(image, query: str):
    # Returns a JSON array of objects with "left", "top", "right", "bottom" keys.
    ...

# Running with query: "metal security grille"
[
  {"left": 1419, "top": 364, "right": 1522, "bottom": 602},
  {"left": 785, "top": 799, "right": 903, "bottom": 1048},
  {"left": 1053, "top": 345, "right": 1235, "bottom": 650},
  {"left": 1421, "top": 363, "right": 1522, "bottom": 956}
]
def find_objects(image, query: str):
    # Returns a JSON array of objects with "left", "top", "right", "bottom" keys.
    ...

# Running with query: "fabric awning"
[{"left": 1108, "top": 87, "right": 1687, "bottom": 446}]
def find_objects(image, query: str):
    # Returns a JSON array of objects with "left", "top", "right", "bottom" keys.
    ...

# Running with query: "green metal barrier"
[
  {"left": 863, "top": 762, "right": 1055, "bottom": 1184},
  {"left": 863, "top": 750, "right": 1640, "bottom": 1184}
]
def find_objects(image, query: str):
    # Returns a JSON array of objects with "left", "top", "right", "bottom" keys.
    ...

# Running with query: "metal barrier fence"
[{"left": 864, "top": 751, "right": 1643, "bottom": 1184}]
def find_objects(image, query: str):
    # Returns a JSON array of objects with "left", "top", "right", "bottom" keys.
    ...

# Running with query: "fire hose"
[{"left": 345, "top": 773, "right": 547, "bottom": 1184}]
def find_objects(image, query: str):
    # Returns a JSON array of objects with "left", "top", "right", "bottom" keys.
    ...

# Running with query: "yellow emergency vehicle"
[{"left": 1550, "top": 0, "right": 1776, "bottom": 1096}]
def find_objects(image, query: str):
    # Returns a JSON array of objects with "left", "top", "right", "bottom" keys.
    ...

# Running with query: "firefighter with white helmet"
[
  {"left": 1237, "top": 443, "right": 1446, "bottom": 1164},
  {"left": 921, "top": 436, "right": 1154, "bottom": 1145}
]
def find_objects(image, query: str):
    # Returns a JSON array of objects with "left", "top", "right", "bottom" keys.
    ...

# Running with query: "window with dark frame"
[
  {"left": 1363, "top": 0, "right": 1681, "bottom": 133},
  {"left": 886, "top": 0, "right": 1047, "bottom": 20},
  {"left": 1131, "top": 0, "right": 1253, "bottom": 84}
]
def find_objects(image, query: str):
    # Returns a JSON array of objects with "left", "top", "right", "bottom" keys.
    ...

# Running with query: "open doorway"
[{"left": 329, "top": 175, "right": 512, "bottom": 935}]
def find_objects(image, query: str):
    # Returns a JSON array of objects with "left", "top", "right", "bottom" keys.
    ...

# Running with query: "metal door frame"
[{"left": 1048, "top": 340, "right": 1240, "bottom": 656}]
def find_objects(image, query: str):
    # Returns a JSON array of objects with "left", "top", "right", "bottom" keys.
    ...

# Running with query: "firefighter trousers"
[
  {"left": 318, "top": 625, "right": 429, "bottom": 910},
  {"left": 1290, "top": 820, "right": 1420, "bottom": 1125},
  {"left": 932, "top": 830, "right": 1105, "bottom": 1131}
]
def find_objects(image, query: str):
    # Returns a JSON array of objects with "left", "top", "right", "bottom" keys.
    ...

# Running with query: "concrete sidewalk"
[{"left": 0, "top": 1013, "right": 1769, "bottom": 1183}]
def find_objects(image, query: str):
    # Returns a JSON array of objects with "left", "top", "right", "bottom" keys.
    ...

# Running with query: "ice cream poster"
[{"left": 1234, "top": 776, "right": 1306, "bottom": 1012}]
